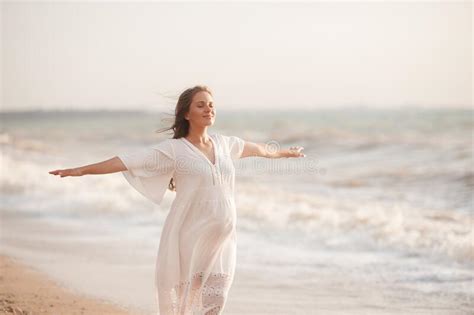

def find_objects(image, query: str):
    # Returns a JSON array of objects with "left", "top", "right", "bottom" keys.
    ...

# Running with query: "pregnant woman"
[{"left": 49, "top": 85, "right": 305, "bottom": 315}]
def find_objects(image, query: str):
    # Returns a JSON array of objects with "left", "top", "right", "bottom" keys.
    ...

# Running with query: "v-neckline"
[{"left": 182, "top": 134, "right": 218, "bottom": 167}]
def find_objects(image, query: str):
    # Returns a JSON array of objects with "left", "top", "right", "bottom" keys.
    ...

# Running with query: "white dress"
[{"left": 117, "top": 133, "right": 245, "bottom": 315}]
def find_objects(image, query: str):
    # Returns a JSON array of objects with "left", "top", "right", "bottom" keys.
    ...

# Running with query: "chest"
[
  {"left": 175, "top": 139, "right": 235, "bottom": 180},
  {"left": 194, "top": 143, "right": 216, "bottom": 165}
]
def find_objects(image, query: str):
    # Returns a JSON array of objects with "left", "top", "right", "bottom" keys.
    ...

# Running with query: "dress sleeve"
[
  {"left": 117, "top": 139, "right": 175, "bottom": 206},
  {"left": 223, "top": 135, "right": 245, "bottom": 160}
]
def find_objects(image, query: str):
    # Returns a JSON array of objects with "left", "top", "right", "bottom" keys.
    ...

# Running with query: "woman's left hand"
[{"left": 283, "top": 146, "right": 306, "bottom": 158}]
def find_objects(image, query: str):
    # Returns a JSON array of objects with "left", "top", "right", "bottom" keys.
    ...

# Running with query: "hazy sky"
[{"left": 1, "top": 0, "right": 472, "bottom": 111}]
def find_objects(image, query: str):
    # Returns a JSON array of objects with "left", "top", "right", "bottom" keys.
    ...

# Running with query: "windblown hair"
[{"left": 155, "top": 85, "right": 213, "bottom": 192}]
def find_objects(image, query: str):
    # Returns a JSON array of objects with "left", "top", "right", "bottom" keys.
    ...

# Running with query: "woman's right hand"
[{"left": 49, "top": 168, "right": 83, "bottom": 177}]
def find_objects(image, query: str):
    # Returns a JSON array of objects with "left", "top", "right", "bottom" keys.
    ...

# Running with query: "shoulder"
[
  {"left": 212, "top": 133, "right": 242, "bottom": 141},
  {"left": 214, "top": 133, "right": 245, "bottom": 149},
  {"left": 212, "top": 133, "right": 224, "bottom": 141},
  {"left": 212, "top": 133, "right": 233, "bottom": 145},
  {"left": 150, "top": 138, "right": 177, "bottom": 159}
]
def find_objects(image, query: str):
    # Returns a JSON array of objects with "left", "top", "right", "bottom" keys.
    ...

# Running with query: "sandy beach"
[{"left": 0, "top": 254, "right": 136, "bottom": 315}]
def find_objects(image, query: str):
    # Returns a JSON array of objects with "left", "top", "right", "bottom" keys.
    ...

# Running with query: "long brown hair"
[{"left": 156, "top": 85, "right": 213, "bottom": 191}]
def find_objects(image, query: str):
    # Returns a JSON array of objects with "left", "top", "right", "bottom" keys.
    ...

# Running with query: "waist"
[{"left": 175, "top": 184, "right": 234, "bottom": 199}]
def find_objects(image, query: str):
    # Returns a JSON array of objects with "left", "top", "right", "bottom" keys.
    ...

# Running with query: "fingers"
[
  {"left": 289, "top": 146, "right": 306, "bottom": 157},
  {"left": 49, "top": 170, "right": 67, "bottom": 177},
  {"left": 290, "top": 146, "right": 304, "bottom": 151}
]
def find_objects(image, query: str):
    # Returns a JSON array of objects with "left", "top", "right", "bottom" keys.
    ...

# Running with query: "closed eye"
[{"left": 197, "top": 101, "right": 213, "bottom": 106}]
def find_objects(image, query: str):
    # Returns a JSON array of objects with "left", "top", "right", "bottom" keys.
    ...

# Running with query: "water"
[{"left": 0, "top": 108, "right": 472, "bottom": 314}]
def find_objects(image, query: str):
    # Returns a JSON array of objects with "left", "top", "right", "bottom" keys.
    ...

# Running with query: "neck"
[{"left": 186, "top": 126, "right": 210, "bottom": 143}]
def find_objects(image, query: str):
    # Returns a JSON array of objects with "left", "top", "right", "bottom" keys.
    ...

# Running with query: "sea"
[{"left": 0, "top": 107, "right": 472, "bottom": 314}]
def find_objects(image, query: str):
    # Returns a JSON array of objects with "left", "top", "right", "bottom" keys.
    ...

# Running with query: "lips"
[{"left": 203, "top": 115, "right": 213, "bottom": 118}]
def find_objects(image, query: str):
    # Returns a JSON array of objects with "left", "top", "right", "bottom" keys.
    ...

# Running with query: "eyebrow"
[{"left": 196, "top": 101, "right": 213, "bottom": 104}]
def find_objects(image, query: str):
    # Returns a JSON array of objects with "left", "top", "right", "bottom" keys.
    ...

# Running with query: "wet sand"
[{"left": 0, "top": 254, "right": 138, "bottom": 315}]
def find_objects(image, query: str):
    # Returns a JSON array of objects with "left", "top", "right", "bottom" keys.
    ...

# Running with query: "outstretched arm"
[
  {"left": 241, "top": 141, "right": 305, "bottom": 159},
  {"left": 49, "top": 156, "right": 127, "bottom": 177}
]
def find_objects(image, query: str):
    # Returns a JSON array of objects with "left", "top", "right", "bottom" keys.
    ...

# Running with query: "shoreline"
[
  {"left": 1, "top": 210, "right": 471, "bottom": 315},
  {"left": 0, "top": 254, "right": 139, "bottom": 315}
]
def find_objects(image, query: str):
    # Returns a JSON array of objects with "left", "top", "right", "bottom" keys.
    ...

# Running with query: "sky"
[{"left": 1, "top": 0, "right": 472, "bottom": 112}]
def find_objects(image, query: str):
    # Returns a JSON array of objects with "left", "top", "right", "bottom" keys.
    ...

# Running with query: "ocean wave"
[
  {"left": 0, "top": 132, "right": 53, "bottom": 153},
  {"left": 235, "top": 182, "right": 473, "bottom": 266}
]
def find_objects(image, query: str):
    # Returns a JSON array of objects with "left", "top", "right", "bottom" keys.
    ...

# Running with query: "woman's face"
[{"left": 185, "top": 91, "right": 215, "bottom": 127}]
